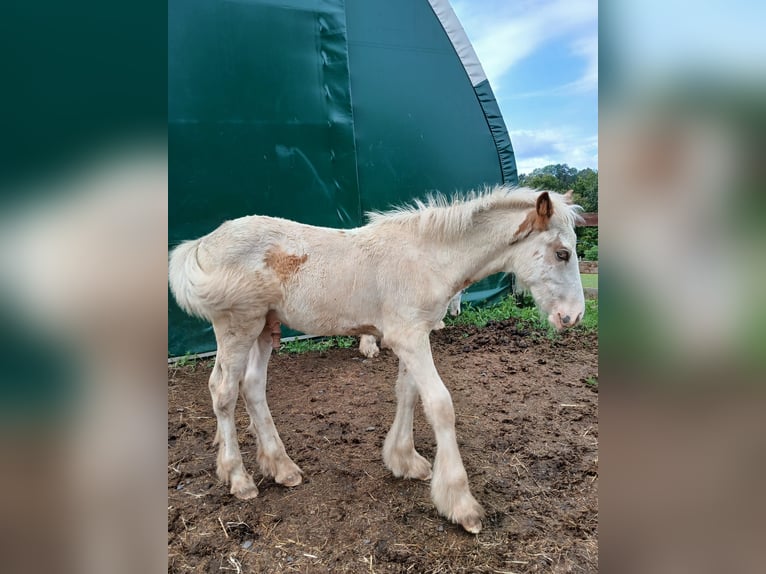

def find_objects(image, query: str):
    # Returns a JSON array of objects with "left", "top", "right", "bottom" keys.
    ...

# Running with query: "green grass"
[
  {"left": 446, "top": 293, "right": 598, "bottom": 336},
  {"left": 279, "top": 336, "right": 357, "bottom": 354},
  {"left": 580, "top": 273, "right": 598, "bottom": 289},
  {"left": 446, "top": 295, "right": 544, "bottom": 330},
  {"left": 174, "top": 352, "right": 198, "bottom": 367},
  {"left": 579, "top": 299, "right": 599, "bottom": 331}
]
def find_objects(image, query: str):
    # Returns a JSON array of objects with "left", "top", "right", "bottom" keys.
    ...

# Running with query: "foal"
[{"left": 169, "top": 186, "right": 585, "bottom": 533}]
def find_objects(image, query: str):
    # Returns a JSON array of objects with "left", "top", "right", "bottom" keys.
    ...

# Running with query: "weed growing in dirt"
[
  {"left": 585, "top": 376, "right": 598, "bottom": 388},
  {"left": 279, "top": 336, "right": 356, "bottom": 354},
  {"left": 174, "top": 352, "right": 198, "bottom": 368}
]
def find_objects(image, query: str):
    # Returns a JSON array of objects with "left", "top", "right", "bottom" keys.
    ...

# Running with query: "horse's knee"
[
  {"left": 212, "top": 382, "right": 239, "bottom": 417},
  {"left": 395, "top": 376, "right": 417, "bottom": 400},
  {"left": 208, "top": 361, "right": 222, "bottom": 391}
]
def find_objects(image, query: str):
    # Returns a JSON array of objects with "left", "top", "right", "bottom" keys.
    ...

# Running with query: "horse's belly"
[{"left": 275, "top": 305, "right": 380, "bottom": 338}]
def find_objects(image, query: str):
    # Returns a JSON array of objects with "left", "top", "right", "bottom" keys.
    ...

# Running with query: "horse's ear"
[
  {"left": 563, "top": 189, "right": 574, "bottom": 204},
  {"left": 536, "top": 192, "right": 554, "bottom": 219}
]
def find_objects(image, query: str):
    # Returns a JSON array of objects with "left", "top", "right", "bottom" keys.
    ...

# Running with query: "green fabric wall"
[
  {"left": 169, "top": 0, "right": 517, "bottom": 356},
  {"left": 345, "top": 0, "right": 506, "bottom": 211}
]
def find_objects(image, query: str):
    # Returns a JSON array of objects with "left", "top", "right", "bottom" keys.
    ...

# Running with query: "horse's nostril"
[{"left": 561, "top": 314, "right": 571, "bottom": 325}]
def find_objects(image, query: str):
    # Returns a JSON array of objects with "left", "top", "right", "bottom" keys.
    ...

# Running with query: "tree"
[
  {"left": 517, "top": 172, "right": 563, "bottom": 191},
  {"left": 572, "top": 168, "right": 598, "bottom": 212},
  {"left": 519, "top": 164, "right": 579, "bottom": 190}
]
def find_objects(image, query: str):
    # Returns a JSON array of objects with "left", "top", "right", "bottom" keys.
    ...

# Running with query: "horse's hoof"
[
  {"left": 230, "top": 474, "right": 259, "bottom": 499},
  {"left": 459, "top": 515, "right": 483, "bottom": 534},
  {"left": 415, "top": 469, "right": 433, "bottom": 481},
  {"left": 437, "top": 490, "right": 484, "bottom": 534},
  {"left": 384, "top": 447, "right": 432, "bottom": 481},
  {"left": 454, "top": 501, "right": 484, "bottom": 533},
  {"left": 278, "top": 472, "right": 303, "bottom": 487},
  {"left": 405, "top": 458, "right": 432, "bottom": 481},
  {"left": 272, "top": 459, "right": 303, "bottom": 487},
  {"left": 231, "top": 483, "right": 258, "bottom": 500}
]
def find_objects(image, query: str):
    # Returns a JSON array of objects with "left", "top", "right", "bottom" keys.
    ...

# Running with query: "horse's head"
[{"left": 508, "top": 190, "right": 585, "bottom": 331}]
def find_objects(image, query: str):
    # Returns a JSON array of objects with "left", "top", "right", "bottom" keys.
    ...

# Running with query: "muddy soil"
[{"left": 168, "top": 320, "right": 598, "bottom": 573}]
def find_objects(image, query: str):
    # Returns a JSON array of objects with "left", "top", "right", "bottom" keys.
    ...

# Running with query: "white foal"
[{"left": 169, "top": 186, "right": 584, "bottom": 533}]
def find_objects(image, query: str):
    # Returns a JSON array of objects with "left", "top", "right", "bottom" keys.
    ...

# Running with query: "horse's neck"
[{"left": 418, "top": 207, "right": 527, "bottom": 289}]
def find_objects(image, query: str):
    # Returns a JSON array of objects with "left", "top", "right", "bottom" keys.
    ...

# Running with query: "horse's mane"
[{"left": 364, "top": 185, "right": 582, "bottom": 238}]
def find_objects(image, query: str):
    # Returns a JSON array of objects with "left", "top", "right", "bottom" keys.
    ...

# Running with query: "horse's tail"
[{"left": 168, "top": 239, "right": 215, "bottom": 321}]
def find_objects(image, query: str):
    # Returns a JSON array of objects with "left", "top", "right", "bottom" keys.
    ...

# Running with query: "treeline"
[{"left": 518, "top": 164, "right": 598, "bottom": 261}]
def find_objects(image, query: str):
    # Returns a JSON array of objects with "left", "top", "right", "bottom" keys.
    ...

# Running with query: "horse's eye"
[{"left": 556, "top": 250, "right": 570, "bottom": 262}]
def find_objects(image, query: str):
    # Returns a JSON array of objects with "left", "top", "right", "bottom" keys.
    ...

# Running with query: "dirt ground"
[{"left": 168, "top": 320, "right": 598, "bottom": 573}]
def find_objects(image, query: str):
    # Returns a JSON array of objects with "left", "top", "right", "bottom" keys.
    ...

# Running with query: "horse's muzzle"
[
  {"left": 550, "top": 311, "right": 583, "bottom": 331},
  {"left": 560, "top": 312, "right": 582, "bottom": 327}
]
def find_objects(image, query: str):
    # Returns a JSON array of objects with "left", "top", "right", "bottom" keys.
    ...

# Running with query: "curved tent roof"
[{"left": 169, "top": 0, "right": 517, "bottom": 355}]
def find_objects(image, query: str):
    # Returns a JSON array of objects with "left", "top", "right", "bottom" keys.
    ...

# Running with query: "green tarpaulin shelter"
[{"left": 169, "top": 0, "right": 517, "bottom": 356}]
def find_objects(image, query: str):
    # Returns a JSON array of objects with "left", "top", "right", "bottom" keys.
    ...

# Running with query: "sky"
[{"left": 451, "top": 0, "right": 598, "bottom": 175}]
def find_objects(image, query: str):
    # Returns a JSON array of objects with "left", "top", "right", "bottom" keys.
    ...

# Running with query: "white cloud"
[
  {"left": 565, "top": 35, "right": 598, "bottom": 93},
  {"left": 511, "top": 128, "right": 598, "bottom": 173},
  {"left": 452, "top": 0, "right": 598, "bottom": 93}
]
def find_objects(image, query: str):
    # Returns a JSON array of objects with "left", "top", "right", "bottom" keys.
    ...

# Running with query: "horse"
[{"left": 168, "top": 185, "right": 585, "bottom": 533}]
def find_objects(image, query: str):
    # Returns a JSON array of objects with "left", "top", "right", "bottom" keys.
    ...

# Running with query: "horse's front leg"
[
  {"left": 382, "top": 359, "right": 432, "bottom": 480},
  {"left": 389, "top": 331, "right": 484, "bottom": 533}
]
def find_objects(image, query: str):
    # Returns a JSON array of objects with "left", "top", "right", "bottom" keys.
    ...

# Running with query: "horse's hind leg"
[
  {"left": 241, "top": 327, "right": 303, "bottom": 487},
  {"left": 209, "top": 316, "right": 264, "bottom": 499},
  {"left": 358, "top": 335, "right": 380, "bottom": 358},
  {"left": 383, "top": 359, "right": 432, "bottom": 480}
]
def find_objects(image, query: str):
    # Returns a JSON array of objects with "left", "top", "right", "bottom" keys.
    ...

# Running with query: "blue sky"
[{"left": 451, "top": 0, "right": 598, "bottom": 175}]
